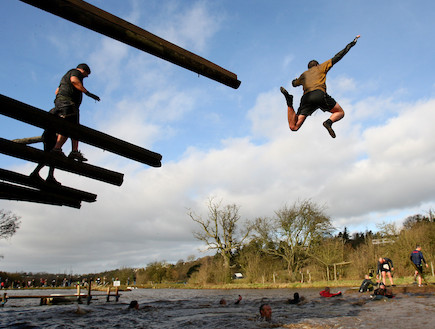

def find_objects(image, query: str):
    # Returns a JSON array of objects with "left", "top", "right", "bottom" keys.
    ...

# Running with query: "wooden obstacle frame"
[{"left": 1, "top": 0, "right": 241, "bottom": 208}]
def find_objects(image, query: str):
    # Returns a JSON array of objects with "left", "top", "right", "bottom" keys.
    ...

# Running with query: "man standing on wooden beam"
[{"left": 51, "top": 63, "right": 100, "bottom": 161}]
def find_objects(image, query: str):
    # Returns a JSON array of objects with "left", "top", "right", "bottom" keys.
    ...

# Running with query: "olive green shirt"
[{"left": 292, "top": 59, "right": 333, "bottom": 94}]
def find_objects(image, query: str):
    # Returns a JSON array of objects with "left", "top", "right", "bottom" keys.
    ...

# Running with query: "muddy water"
[{"left": 0, "top": 287, "right": 433, "bottom": 328}]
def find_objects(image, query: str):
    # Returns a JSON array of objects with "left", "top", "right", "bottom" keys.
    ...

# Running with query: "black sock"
[{"left": 325, "top": 119, "right": 333, "bottom": 126}]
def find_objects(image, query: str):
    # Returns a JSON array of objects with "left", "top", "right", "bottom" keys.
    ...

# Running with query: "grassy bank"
[{"left": 130, "top": 275, "right": 434, "bottom": 290}]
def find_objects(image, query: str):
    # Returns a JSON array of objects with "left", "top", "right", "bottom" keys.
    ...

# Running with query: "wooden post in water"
[
  {"left": 106, "top": 287, "right": 111, "bottom": 302},
  {"left": 76, "top": 284, "right": 81, "bottom": 303},
  {"left": 115, "top": 287, "right": 119, "bottom": 302},
  {"left": 87, "top": 280, "right": 92, "bottom": 305},
  {"left": 1, "top": 293, "right": 6, "bottom": 306}
]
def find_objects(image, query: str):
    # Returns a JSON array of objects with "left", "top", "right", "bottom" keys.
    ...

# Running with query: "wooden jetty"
[{"left": 1, "top": 285, "right": 121, "bottom": 306}]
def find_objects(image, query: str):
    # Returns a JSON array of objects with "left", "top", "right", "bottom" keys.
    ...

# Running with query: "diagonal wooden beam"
[
  {"left": 19, "top": 0, "right": 241, "bottom": 89},
  {"left": 0, "top": 168, "right": 97, "bottom": 203},
  {"left": 0, "top": 94, "right": 161, "bottom": 167},
  {"left": 0, "top": 138, "right": 124, "bottom": 186}
]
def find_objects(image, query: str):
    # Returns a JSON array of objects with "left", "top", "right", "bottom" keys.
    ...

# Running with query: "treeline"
[{"left": 1, "top": 201, "right": 433, "bottom": 287}]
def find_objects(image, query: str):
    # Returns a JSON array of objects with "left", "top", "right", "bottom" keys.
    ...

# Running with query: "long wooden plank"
[
  {"left": 0, "top": 182, "right": 81, "bottom": 208},
  {"left": 0, "top": 94, "right": 161, "bottom": 167},
  {"left": 0, "top": 168, "right": 97, "bottom": 203},
  {"left": 19, "top": 0, "right": 241, "bottom": 89},
  {"left": 0, "top": 138, "right": 124, "bottom": 186}
]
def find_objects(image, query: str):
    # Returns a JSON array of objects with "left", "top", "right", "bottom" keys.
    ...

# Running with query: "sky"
[{"left": 1, "top": 0, "right": 435, "bottom": 274}]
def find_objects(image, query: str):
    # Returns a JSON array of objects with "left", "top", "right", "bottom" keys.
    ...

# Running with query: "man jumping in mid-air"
[{"left": 280, "top": 35, "right": 360, "bottom": 138}]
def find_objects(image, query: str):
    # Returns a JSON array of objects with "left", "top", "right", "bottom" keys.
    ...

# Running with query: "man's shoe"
[
  {"left": 280, "top": 87, "right": 293, "bottom": 108},
  {"left": 68, "top": 150, "right": 88, "bottom": 162},
  {"left": 323, "top": 120, "right": 336, "bottom": 138},
  {"left": 51, "top": 148, "right": 66, "bottom": 157}
]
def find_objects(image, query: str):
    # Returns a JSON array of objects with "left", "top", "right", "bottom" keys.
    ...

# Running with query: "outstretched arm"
[{"left": 331, "top": 35, "right": 360, "bottom": 66}]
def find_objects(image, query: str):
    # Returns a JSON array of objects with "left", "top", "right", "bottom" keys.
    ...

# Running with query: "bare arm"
[
  {"left": 70, "top": 76, "right": 100, "bottom": 101},
  {"left": 70, "top": 76, "right": 88, "bottom": 94}
]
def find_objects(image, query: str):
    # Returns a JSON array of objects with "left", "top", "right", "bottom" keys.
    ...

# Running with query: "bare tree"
[
  {"left": 0, "top": 209, "right": 21, "bottom": 259},
  {"left": 253, "top": 199, "right": 333, "bottom": 279},
  {"left": 188, "top": 198, "right": 251, "bottom": 271}
]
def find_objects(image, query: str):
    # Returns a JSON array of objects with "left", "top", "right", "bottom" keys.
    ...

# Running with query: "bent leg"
[
  {"left": 287, "top": 106, "right": 306, "bottom": 131},
  {"left": 329, "top": 103, "right": 345, "bottom": 123}
]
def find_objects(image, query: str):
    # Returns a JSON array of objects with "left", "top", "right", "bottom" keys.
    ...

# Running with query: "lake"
[{"left": 0, "top": 287, "right": 433, "bottom": 328}]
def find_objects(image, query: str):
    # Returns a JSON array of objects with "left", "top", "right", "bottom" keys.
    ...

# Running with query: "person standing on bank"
[
  {"left": 51, "top": 63, "right": 100, "bottom": 162},
  {"left": 410, "top": 245, "right": 429, "bottom": 287},
  {"left": 280, "top": 35, "right": 360, "bottom": 138}
]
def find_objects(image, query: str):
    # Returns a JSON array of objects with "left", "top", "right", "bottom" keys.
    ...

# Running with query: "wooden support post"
[
  {"left": 1, "top": 293, "right": 6, "bottom": 307},
  {"left": 334, "top": 264, "right": 337, "bottom": 281},
  {"left": 106, "top": 287, "right": 111, "bottom": 302},
  {"left": 115, "top": 287, "right": 119, "bottom": 302},
  {"left": 0, "top": 138, "right": 124, "bottom": 186},
  {"left": 87, "top": 280, "right": 92, "bottom": 305},
  {"left": 19, "top": 0, "right": 241, "bottom": 89},
  {"left": 76, "top": 285, "right": 81, "bottom": 303},
  {"left": 0, "top": 94, "right": 162, "bottom": 167}
]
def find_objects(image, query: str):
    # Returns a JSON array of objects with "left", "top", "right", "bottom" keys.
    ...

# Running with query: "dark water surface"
[{"left": 1, "top": 288, "right": 434, "bottom": 328}]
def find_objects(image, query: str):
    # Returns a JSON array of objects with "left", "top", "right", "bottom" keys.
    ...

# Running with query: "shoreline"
[{"left": 4, "top": 276, "right": 434, "bottom": 291}]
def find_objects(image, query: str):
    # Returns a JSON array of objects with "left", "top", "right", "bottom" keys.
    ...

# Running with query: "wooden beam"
[
  {"left": 0, "top": 182, "right": 82, "bottom": 208},
  {"left": 0, "top": 138, "right": 124, "bottom": 186},
  {"left": 0, "top": 94, "right": 161, "bottom": 167},
  {"left": 19, "top": 0, "right": 241, "bottom": 89},
  {"left": 12, "top": 136, "right": 43, "bottom": 145},
  {"left": 0, "top": 168, "right": 97, "bottom": 203}
]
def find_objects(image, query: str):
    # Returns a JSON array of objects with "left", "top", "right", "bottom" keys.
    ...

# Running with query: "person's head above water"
[
  {"left": 128, "top": 300, "right": 139, "bottom": 309},
  {"left": 259, "top": 303, "right": 272, "bottom": 321}
]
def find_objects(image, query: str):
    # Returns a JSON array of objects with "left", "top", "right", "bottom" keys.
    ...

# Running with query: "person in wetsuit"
[{"left": 280, "top": 35, "right": 360, "bottom": 138}]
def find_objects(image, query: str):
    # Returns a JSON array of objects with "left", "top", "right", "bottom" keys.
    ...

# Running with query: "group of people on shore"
[{"left": 371, "top": 245, "right": 429, "bottom": 289}]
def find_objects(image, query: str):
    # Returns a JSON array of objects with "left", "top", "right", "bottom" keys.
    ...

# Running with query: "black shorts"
[
  {"left": 53, "top": 98, "right": 79, "bottom": 124},
  {"left": 415, "top": 265, "right": 423, "bottom": 274},
  {"left": 297, "top": 89, "right": 337, "bottom": 116}
]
